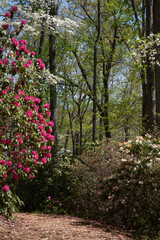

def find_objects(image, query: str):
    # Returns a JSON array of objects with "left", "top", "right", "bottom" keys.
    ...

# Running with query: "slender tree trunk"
[
  {"left": 49, "top": 2, "right": 58, "bottom": 149},
  {"left": 153, "top": 0, "right": 160, "bottom": 130},
  {"left": 93, "top": 44, "right": 97, "bottom": 142},
  {"left": 93, "top": 0, "right": 101, "bottom": 142},
  {"left": 145, "top": 0, "right": 155, "bottom": 132},
  {"left": 67, "top": 102, "right": 75, "bottom": 155},
  {"left": 64, "top": 129, "right": 70, "bottom": 150},
  {"left": 39, "top": 17, "right": 46, "bottom": 56},
  {"left": 141, "top": 0, "right": 147, "bottom": 133},
  {"left": 141, "top": 69, "right": 147, "bottom": 133}
]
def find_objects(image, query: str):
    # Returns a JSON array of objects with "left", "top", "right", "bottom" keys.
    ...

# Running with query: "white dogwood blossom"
[{"left": 132, "top": 33, "right": 160, "bottom": 67}]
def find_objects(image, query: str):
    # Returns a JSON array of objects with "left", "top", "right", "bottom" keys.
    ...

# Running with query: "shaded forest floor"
[{"left": 0, "top": 213, "right": 137, "bottom": 240}]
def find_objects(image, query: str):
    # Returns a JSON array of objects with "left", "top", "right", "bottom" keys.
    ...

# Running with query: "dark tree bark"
[
  {"left": 64, "top": 129, "right": 70, "bottom": 150},
  {"left": 153, "top": 0, "right": 160, "bottom": 130},
  {"left": 93, "top": 0, "right": 101, "bottom": 142},
  {"left": 49, "top": 2, "right": 58, "bottom": 149},
  {"left": 67, "top": 102, "right": 75, "bottom": 156},
  {"left": 145, "top": 0, "right": 155, "bottom": 132}
]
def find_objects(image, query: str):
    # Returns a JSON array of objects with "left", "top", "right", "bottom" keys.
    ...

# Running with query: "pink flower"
[
  {"left": 12, "top": 61, "right": 16, "bottom": 66},
  {"left": 0, "top": 160, "right": 6, "bottom": 165},
  {"left": 5, "top": 12, "right": 11, "bottom": 18},
  {"left": 48, "top": 121, "right": 54, "bottom": 127},
  {"left": 13, "top": 174, "right": 18, "bottom": 181},
  {"left": 9, "top": 78, "right": 13, "bottom": 82},
  {"left": 41, "top": 130, "right": 46, "bottom": 137},
  {"left": 27, "top": 60, "right": 32, "bottom": 65},
  {"left": 32, "top": 151, "right": 38, "bottom": 155},
  {"left": 7, "top": 161, "right": 13, "bottom": 167},
  {"left": 7, "top": 87, "right": 12, "bottom": 92},
  {"left": 37, "top": 59, "right": 42, "bottom": 64},
  {"left": 11, "top": 38, "right": 16, "bottom": 42},
  {"left": 14, "top": 95, "right": 20, "bottom": 99},
  {"left": 21, "top": 20, "right": 27, "bottom": 25},
  {"left": 17, "top": 163, "right": 23, "bottom": 168},
  {"left": 46, "top": 134, "right": 55, "bottom": 141},
  {"left": 2, "top": 185, "right": 9, "bottom": 192},
  {"left": 40, "top": 63, "right": 45, "bottom": 71},
  {"left": 0, "top": 60, "right": 3, "bottom": 65},
  {"left": 38, "top": 125, "right": 43, "bottom": 131},
  {"left": 41, "top": 157, "right": 47, "bottom": 164},
  {"left": 33, "top": 155, "right": 38, "bottom": 160},
  {"left": 48, "top": 128, "right": 52, "bottom": 133},
  {"left": 25, "top": 63, "right": 30, "bottom": 68},
  {"left": 26, "top": 110, "right": 33, "bottom": 118},
  {"left": 2, "top": 90, "right": 7, "bottom": 95},
  {"left": 18, "top": 90, "right": 25, "bottom": 96},
  {"left": 13, "top": 40, "right": 19, "bottom": 47},
  {"left": 3, "top": 24, "right": 9, "bottom": 29},
  {"left": 18, "top": 137, "right": 23, "bottom": 144},
  {"left": 4, "top": 58, "right": 9, "bottom": 65},
  {"left": 31, "top": 51, "right": 35, "bottom": 56},
  {"left": 24, "top": 167, "right": 30, "bottom": 173},
  {"left": 24, "top": 96, "right": 30, "bottom": 101},
  {"left": 47, "top": 196, "right": 51, "bottom": 200},
  {"left": 30, "top": 174, "right": 35, "bottom": 179},
  {"left": 16, "top": 51, "right": 20, "bottom": 56},
  {"left": 14, "top": 102, "right": 21, "bottom": 107},
  {"left": 22, "top": 40, "right": 27, "bottom": 45},
  {"left": 6, "top": 139, "right": 11, "bottom": 145},
  {"left": 43, "top": 103, "right": 50, "bottom": 109},
  {"left": 12, "top": 6, "right": 18, "bottom": 13},
  {"left": 10, "top": 169, "right": 15, "bottom": 174},
  {"left": 35, "top": 98, "right": 40, "bottom": 104},
  {"left": 41, "top": 145, "right": 47, "bottom": 151},
  {"left": 22, "top": 148, "right": 26, "bottom": 153},
  {"left": 47, "top": 146, "right": 52, "bottom": 151},
  {"left": 21, "top": 45, "right": 27, "bottom": 52},
  {"left": 0, "top": 48, "right": 3, "bottom": 53},
  {"left": 46, "top": 111, "right": 51, "bottom": 116},
  {"left": 47, "top": 153, "right": 52, "bottom": 158}
]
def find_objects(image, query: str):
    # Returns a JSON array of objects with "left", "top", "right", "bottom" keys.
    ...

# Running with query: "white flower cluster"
[
  {"left": 132, "top": 33, "right": 160, "bottom": 66},
  {"left": 43, "top": 69, "right": 63, "bottom": 85},
  {"left": 17, "top": 2, "right": 79, "bottom": 36}
]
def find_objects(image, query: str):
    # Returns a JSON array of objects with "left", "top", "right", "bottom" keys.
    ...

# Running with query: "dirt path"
[{"left": 0, "top": 213, "right": 136, "bottom": 240}]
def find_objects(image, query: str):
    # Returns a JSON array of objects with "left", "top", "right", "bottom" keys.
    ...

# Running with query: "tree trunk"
[
  {"left": 153, "top": 0, "right": 160, "bottom": 130},
  {"left": 93, "top": 0, "right": 101, "bottom": 142},
  {"left": 145, "top": 0, "right": 155, "bottom": 132},
  {"left": 49, "top": 2, "right": 58, "bottom": 149}
]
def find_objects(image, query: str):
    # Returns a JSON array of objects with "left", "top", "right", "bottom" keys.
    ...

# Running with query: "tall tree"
[
  {"left": 93, "top": 0, "right": 101, "bottom": 142},
  {"left": 153, "top": 0, "right": 160, "bottom": 131},
  {"left": 145, "top": 0, "right": 155, "bottom": 132},
  {"left": 49, "top": 1, "right": 59, "bottom": 149}
]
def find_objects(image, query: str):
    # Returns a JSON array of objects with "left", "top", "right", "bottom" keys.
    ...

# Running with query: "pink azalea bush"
[{"left": 0, "top": 6, "right": 54, "bottom": 215}]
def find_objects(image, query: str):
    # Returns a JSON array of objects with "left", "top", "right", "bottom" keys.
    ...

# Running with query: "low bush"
[{"left": 62, "top": 136, "right": 160, "bottom": 239}]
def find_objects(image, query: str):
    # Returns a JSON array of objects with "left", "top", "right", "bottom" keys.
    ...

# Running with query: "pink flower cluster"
[{"left": 0, "top": 6, "right": 54, "bottom": 196}]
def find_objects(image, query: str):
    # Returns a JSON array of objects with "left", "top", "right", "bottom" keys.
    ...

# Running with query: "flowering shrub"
[
  {"left": 54, "top": 137, "right": 160, "bottom": 238},
  {"left": 102, "top": 134, "right": 160, "bottom": 237},
  {"left": 0, "top": 6, "right": 55, "bottom": 215}
]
